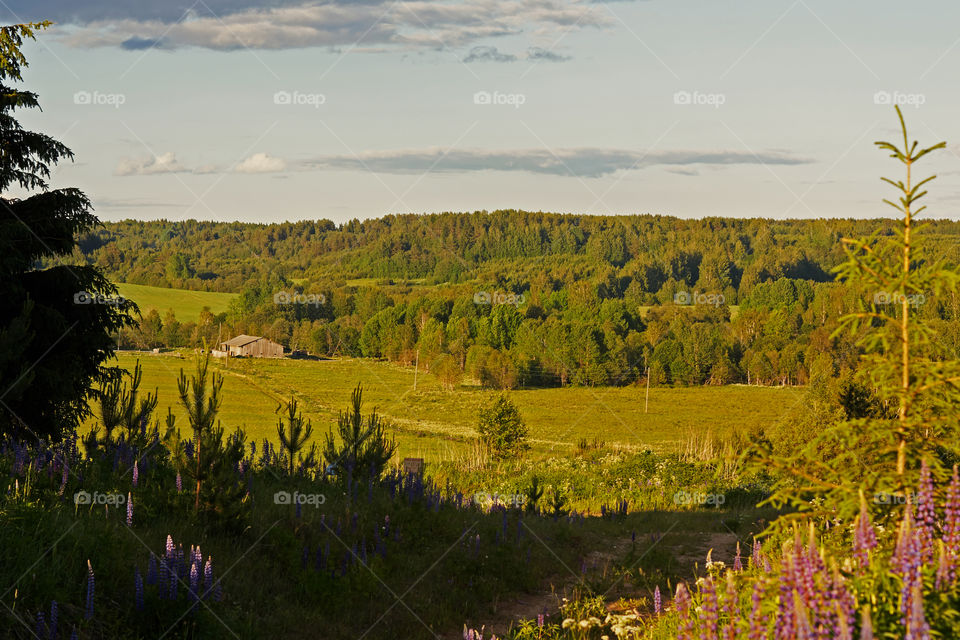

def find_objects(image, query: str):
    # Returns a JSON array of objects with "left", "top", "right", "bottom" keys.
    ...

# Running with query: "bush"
[{"left": 476, "top": 393, "right": 528, "bottom": 459}]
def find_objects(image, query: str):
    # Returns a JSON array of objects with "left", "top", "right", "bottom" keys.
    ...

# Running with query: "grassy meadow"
[
  {"left": 115, "top": 283, "right": 237, "bottom": 319},
  {"left": 93, "top": 351, "right": 800, "bottom": 463}
]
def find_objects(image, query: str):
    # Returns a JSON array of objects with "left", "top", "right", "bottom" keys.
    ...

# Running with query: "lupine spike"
[
  {"left": 916, "top": 459, "right": 936, "bottom": 562},
  {"left": 132, "top": 459, "right": 139, "bottom": 487},
  {"left": 653, "top": 585, "right": 661, "bottom": 615},
  {"left": 135, "top": 567, "right": 144, "bottom": 611},
  {"left": 176, "top": 472, "right": 182, "bottom": 493},
  {"left": 127, "top": 492, "right": 133, "bottom": 526},
  {"left": 733, "top": 541, "right": 742, "bottom": 572},
  {"left": 85, "top": 560, "right": 95, "bottom": 620},
  {"left": 859, "top": 607, "right": 874, "bottom": 640}
]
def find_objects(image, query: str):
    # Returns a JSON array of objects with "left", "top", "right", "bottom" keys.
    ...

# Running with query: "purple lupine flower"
[
  {"left": 776, "top": 553, "right": 796, "bottom": 640},
  {"left": 747, "top": 580, "right": 765, "bottom": 640},
  {"left": 904, "top": 583, "right": 930, "bottom": 640},
  {"left": 916, "top": 459, "right": 936, "bottom": 563},
  {"left": 674, "top": 583, "right": 694, "bottom": 640},
  {"left": 35, "top": 612, "right": 45, "bottom": 638},
  {"left": 135, "top": 567, "right": 144, "bottom": 611},
  {"left": 537, "top": 613, "right": 544, "bottom": 628},
  {"left": 165, "top": 535, "right": 175, "bottom": 559},
  {"left": 733, "top": 541, "right": 743, "bottom": 572},
  {"left": 751, "top": 539, "right": 762, "bottom": 569},
  {"left": 85, "top": 560, "right": 95, "bottom": 620},
  {"left": 702, "top": 575, "right": 719, "bottom": 640},
  {"left": 49, "top": 601, "right": 58, "bottom": 639},
  {"left": 176, "top": 472, "right": 182, "bottom": 493},
  {"left": 189, "top": 563, "right": 200, "bottom": 608},
  {"left": 892, "top": 506, "right": 923, "bottom": 629},
  {"left": 170, "top": 560, "right": 179, "bottom": 600},
  {"left": 654, "top": 585, "right": 661, "bottom": 615},
  {"left": 794, "top": 596, "right": 814, "bottom": 640},
  {"left": 127, "top": 492, "right": 133, "bottom": 526},
  {"left": 724, "top": 570, "right": 738, "bottom": 640},
  {"left": 944, "top": 465, "right": 960, "bottom": 583},
  {"left": 204, "top": 557, "right": 214, "bottom": 596},
  {"left": 853, "top": 493, "right": 878, "bottom": 570}
]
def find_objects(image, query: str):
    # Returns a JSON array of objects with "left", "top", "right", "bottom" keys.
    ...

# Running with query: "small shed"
[{"left": 219, "top": 335, "right": 284, "bottom": 358}]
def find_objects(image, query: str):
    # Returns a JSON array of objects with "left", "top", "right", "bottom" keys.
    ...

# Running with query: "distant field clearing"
[
  {"left": 91, "top": 352, "right": 800, "bottom": 464},
  {"left": 115, "top": 283, "right": 238, "bottom": 320}
]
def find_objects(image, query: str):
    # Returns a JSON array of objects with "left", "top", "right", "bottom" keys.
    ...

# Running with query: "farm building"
[{"left": 217, "top": 335, "right": 284, "bottom": 358}]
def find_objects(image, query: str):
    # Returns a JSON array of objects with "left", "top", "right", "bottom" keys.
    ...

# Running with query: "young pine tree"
[
  {"left": 276, "top": 396, "right": 314, "bottom": 476},
  {"left": 322, "top": 384, "right": 397, "bottom": 481},
  {"left": 762, "top": 107, "right": 960, "bottom": 526}
]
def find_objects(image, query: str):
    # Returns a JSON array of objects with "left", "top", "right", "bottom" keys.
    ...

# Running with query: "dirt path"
[{"left": 445, "top": 528, "right": 741, "bottom": 639}]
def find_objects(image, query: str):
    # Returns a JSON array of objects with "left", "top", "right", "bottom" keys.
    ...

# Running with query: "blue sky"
[{"left": 4, "top": 0, "right": 960, "bottom": 223}]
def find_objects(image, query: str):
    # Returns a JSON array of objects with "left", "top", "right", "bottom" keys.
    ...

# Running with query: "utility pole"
[
  {"left": 413, "top": 348, "right": 420, "bottom": 390},
  {"left": 644, "top": 366, "right": 650, "bottom": 414}
]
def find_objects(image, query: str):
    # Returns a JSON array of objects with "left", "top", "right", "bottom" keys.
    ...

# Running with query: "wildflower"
[
  {"left": 916, "top": 459, "right": 936, "bottom": 562},
  {"left": 653, "top": 585, "right": 661, "bottom": 615},
  {"left": 49, "top": 601, "right": 58, "bottom": 638},
  {"left": 189, "top": 563, "right": 200, "bottom": 608},
  {"left": 853, "top": 491, "right": 878, "bottom": 570},
  {"left": 132, "top": 459, "right": 139, "bottom": 487},
  {"left": 204, "top": 557, "right": 214, "bottom": 595},
  {"left": 674, "top": 583, "right": 694, "bottom": 640},
  {"left": 724, "top": 570, "right": 738, "bottom": 640},
  {"left": 537, "top": 613, "right": 544, "bottom": 628},
  {"left": 127, "top": 492, "right": 133, "bottom": 526},
  {"left": 944, "top": 465, "right": 960, "bottom": 582},
  {"left": 85, "top": 560, "right": 95, "bottom": 620},
  {"left": 702, "top": 575, "right": 719, "bottom": 640},
  {"left": 135, "top": 568, "right": 144, "bottom": 611},
  {"left": 733, "top": 541, "right": 742, "bottom": 572},
  {"left": 904, "top": 583, "right": 930, "bottom": 640},
  {"left": 176, "top": 472, "right": 182, "bottom": 493},
  {"left": 747, "top": 580, "right": 765, "bottom": 640},
  {"left": 751, "top": 539, "right": 762, "bottom": 569},
  {"left": 35, "top": 612, "right": 45, "bottom": 638}
]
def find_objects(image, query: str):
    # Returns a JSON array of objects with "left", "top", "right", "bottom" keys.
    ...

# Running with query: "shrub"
[{"left": 477, "top": 394, "right": 528, "bottom": 459}]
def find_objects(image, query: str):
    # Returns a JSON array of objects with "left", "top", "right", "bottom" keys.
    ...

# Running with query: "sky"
[{"left": 3, "top": 0, "right": 960, "bottom": 224}]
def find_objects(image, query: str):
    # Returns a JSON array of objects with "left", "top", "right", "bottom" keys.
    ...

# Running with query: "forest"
[{"left": 74, "top": 213, "right": 960, "bottom": 390}]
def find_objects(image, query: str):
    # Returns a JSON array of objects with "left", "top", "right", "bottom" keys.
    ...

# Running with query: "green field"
[
  {"left": 115, "top": 283, "right": 237, "bottom": 320},
  {"left": 94, "top": 352, "right": 800, "bottom": 463}
]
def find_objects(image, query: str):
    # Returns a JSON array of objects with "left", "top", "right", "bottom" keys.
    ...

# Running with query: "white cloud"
[
  {"left": 234, "top": 153, "right": 287, "bottom": 173},
  {"left": 55, "top": 0, "right": 609, "bottom": 53},
  {"left": 114, "top": 152, "right": 189, "bottom": 176}
]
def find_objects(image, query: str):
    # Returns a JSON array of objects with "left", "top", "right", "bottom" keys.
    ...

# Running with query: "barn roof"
[{"left": 222, "top": 334, "right": 262, "bottom": 347}]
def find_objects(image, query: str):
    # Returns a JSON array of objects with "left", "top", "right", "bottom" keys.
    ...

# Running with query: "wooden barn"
[{"left": 218, "top": 335, "right": 284, "bottom": 358}]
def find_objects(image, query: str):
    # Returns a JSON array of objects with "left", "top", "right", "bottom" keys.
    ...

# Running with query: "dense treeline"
[{"left": 76, "top": 211, "right": 960, "bottom": 389}]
